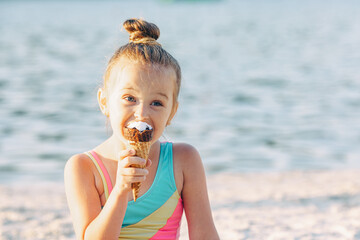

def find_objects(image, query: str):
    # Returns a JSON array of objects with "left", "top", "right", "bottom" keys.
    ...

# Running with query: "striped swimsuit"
[{"left": 85, "top": 142, "right": 183, "bottom": 239}]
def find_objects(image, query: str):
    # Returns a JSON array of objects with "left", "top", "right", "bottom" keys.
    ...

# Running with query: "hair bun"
[{"left": 123, "top": 19, "right": 160, "bottom": 45}]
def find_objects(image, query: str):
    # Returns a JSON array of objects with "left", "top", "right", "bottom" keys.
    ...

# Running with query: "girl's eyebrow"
[
  {"left": 121, "top": 87, "right": 168, "bottom": 99},
  {"left": 123, "top": 87, "right": 136, "bottom": 91},
  {"left": 157, "top": 92, "right": 169, "bottom": 100}
]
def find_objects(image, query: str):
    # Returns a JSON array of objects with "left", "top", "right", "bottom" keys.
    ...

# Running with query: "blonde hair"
[{"left": 103, "top": 19, "right": 181, "bottom": 104}]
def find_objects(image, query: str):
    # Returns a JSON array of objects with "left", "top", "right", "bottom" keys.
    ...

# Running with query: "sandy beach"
[
  {"left": 1, "top": 1, "right": 360, "bottom": 239},
  {"left": 1, "top": 169, "right": 360, "bottom": 240}
]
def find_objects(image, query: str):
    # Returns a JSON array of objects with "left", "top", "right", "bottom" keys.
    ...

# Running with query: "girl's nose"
[{"left": 134, "top": 103, "right": 149, "bottom": 120}]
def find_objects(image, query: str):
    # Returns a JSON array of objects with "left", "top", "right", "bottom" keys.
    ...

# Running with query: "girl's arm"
[
  {"left": 64, "top": 149, "right": 148, "bottom": 240},
  {"left": 175, "top": 144, "right": 220, "bottom": 240}
]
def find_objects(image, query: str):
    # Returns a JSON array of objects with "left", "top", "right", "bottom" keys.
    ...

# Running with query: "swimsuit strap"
[{"left": 85, "top": 151, "right": 113, "bottom": 200}]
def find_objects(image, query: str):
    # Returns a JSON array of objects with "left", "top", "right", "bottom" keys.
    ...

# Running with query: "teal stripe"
[
  {"left": 167, "top": 143, "right": 177, "bottom": 191},
  {"left": 122, "top": 142, "right": 177, "bottom": 227}
]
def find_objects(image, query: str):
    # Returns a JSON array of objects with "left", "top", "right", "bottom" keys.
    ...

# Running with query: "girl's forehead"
[{"left": 113, "top": 61, "right": 176, "bottom": 89}]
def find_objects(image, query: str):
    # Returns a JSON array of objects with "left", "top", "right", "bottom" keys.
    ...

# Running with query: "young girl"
[{"left": 64, "top": 18, "right": 219, "bottom": 240}]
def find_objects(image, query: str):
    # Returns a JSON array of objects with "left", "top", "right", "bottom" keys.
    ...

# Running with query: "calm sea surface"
[{"left": 0, "top": 0, "right": 360, "bottom": 183}]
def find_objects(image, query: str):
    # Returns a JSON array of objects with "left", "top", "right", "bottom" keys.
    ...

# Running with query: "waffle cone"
[
  {"left": 128, "top": 140, "right": 151, "bottom": 202},
  {"left": 123, "top": 126, "right": 153, "bottom": 201}
]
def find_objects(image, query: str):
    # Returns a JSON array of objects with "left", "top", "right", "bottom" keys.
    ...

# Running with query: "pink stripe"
[
  {"left": 150, "top": 197, "right": 183, "bottom": 240},
  {"left": 90, "top": 151, "right": 113, "bottom": 194}
]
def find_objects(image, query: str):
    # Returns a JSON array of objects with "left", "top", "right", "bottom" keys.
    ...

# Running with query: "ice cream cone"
[
  {"left": 127, "top": 141, "right": 151, "bottom": 201},
  {"left": 124, "top": 123, "right": 153, "bottom": 201}
]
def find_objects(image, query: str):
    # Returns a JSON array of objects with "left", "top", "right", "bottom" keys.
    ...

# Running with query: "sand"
[{"left": 1, "top": 170, "right": 360, "bottom": 240}]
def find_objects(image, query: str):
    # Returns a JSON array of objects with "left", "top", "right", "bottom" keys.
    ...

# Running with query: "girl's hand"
[{"left": 115, "top": 149, "right": 151, "bottom": 195}]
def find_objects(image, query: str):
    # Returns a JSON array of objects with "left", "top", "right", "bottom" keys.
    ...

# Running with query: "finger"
[
  {"left": 119, "top": 156, "right": 146, "bottom": 168},
  {"left": 118, "top": 149, "right": 136, "bottom": 160},
  {"left": 146, "top": 158, "right": 152, "bottom": 168},
  {"left": 119, "top": 167, "right": 149, "bottom": 176},
  {"left": 122, "top": 175, "right": 147, "bottom": 183}
]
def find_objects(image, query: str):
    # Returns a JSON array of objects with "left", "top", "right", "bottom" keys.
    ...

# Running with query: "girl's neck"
[{"left": 93, "top": 135, "right": 124, "bottom": 160}]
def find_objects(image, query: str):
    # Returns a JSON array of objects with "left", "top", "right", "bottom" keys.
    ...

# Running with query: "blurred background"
[{"left": 0, "top": 0, "right": 360, "bottom": 183}]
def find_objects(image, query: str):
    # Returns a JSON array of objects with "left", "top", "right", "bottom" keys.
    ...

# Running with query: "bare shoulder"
[
  {"left": 172, "top": 143, "right": 203, "bottom": 175},
  {"left": 64, "top": 153, "right": 100, "bottom": 205},
  {"left": 64, "top": 153, "right": 104, "bottom": 238},
  {"left": 64, "top": 153, "right": 96, "bottom": 189},
  {"left": 171, "top": 143, "right": 203, "bottom": 195},
  {"left": 173, "top": 143, "right": 200, "bottom": 161},
  {"left": 173, "top": 142, "right": 201, "bottom": 160},
  {"left": 65, "top": 153, "right": 93, "bottom": 175}
]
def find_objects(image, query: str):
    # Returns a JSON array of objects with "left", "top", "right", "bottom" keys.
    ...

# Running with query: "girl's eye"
[
  {"left": 151, "top": 101, "right": 163, "bottom": 107},
  {"left": 124, "top": 96, "right": 136, "bottom": 102}
]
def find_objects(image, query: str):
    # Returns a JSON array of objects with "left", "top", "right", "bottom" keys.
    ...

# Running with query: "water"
[{"left": 0, "top": 0, "right": 360, "bottom": 183}]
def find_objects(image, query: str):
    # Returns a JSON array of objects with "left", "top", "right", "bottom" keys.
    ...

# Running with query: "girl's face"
[{"left": 101, "top": 61, "right": 178, "bottom": 145}]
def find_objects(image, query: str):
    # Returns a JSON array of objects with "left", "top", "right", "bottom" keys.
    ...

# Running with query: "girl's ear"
[
  {"left": 166, "top": 101, "right": 179, "bottom": 126},
  {"left": 97, "top": 88, "right": 109, "bottom": 117}
]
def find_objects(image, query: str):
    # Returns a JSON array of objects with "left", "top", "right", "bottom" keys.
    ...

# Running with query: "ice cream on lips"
[
  {"left": 126, "top": 121, "right": 153, "bottom": 132},
  {"left": 124, "top": 121, "right": 153, "bottom": 142}
]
